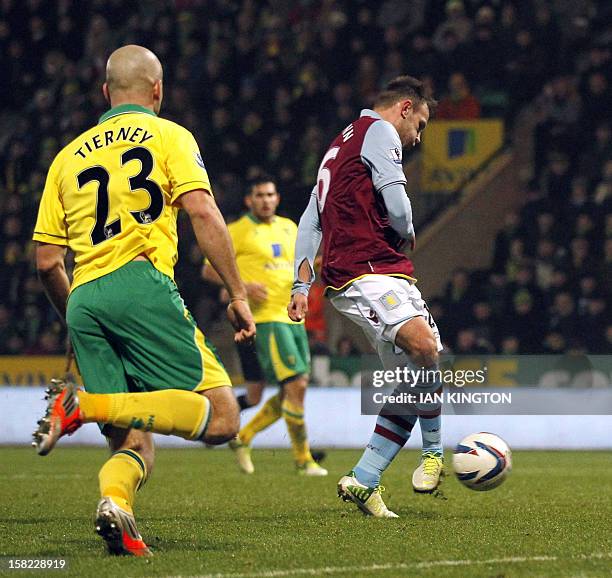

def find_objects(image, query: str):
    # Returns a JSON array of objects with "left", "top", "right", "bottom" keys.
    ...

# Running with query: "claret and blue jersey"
[{"left": 314, "top": 109, "right": 416, "bottom": 290}]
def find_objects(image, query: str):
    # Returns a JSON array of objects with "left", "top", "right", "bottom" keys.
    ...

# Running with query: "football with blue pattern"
[{"left": 453, "top": 432, "right": 512, "bottom": 491}]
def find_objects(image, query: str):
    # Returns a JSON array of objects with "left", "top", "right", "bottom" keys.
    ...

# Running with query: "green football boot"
[{"left": 337, "top": 471, "right": 399, "bottom": 518}]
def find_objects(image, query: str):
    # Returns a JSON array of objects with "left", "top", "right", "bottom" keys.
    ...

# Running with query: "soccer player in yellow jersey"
[
  {"left": 31, "top": 45, "right": 255, "bottom": 556},
  {"left": 203, "top": 179, "right": 327, "bottom": 476}
]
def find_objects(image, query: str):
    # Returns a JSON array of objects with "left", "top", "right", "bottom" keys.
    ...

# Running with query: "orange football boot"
[
  {"left": 95, "top": 498, "right": 152, "bottom": 556},
  {"left": 32, "top": 379, "right": 83, "bottom": 455}
]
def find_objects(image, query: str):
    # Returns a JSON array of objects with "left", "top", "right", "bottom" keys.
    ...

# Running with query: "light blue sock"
[
  {"left": 353, "top": 414, "right": 417, "bottom": 488},
  {"left": 419, "top": 415, "right": 443, "bottom": 457},
  {"left": 415, "top": 370, "right": 443, "bottom": 457}
]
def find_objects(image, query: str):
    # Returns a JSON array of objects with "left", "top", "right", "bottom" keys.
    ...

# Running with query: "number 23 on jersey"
[{"left": 77, "top": 146, "right": 163, "bottom": 245}]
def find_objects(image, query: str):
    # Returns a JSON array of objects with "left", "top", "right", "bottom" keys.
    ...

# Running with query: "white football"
[{"left": 452, "top": 432, "right": 512, "bottom": 491}]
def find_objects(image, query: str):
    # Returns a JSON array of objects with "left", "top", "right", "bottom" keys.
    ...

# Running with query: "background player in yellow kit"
[
  {"left": 31, "top": 45, "right": 255, "bottom": 556},
  {"left": 204, "top": 179, "right": 327, "bottom": 476}
]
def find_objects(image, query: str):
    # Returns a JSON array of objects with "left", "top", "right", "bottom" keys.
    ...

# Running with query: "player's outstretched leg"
[
  {"left": 95, "top": 497, "right": 151, "bottom": 557},
  {"left": 236, "top": 380, "right": 265, "bottom": 411},
  {"left": 338, "top": 413, "right": 415, "bottom": 517},
  {"left": 231, "top": 392, "right": 283, "bottom": 474},
  {"left": 282, "top": 376, "right": 327, "bottom": 476},
  {"left": 413, "top": 405, "right": 444, "bottom": 493},
  {"left": 32, "top": 379, "right": 82, "bottom": 455},
  {"left": 394, "top": 317, "right": 445, "bottom": 494},
  {"left": 337, "top": 471, "right": 399, "bottom": 518},
  {"left": 96, "top": 428, "right": 153, "bottom": 556},
  {"left": 32, "top": 381, "right": 237, "bottom": 455},
  {"left": 228, "top": 436, "right": 254, "bottom": 474}
]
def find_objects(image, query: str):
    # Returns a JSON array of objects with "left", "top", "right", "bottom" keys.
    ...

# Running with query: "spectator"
[
  {"left": 549, "top": 292, "right": 580, "bottom": 338},
  {"left": 579, "top": 297, "right": 608, "bottom": 352},
  {"left": 432, "top": 0, "right": 473, "bottom": 52},
  {"left": 492, "top": 211, "right": 522, "bottom": 272},
  {"left": 534, "top": 238, "right": 560, "bottom": 290},
  {"left": 455, "top": 328, "right": 490, "bottom": 354},
  {"left": 436, "top": 72, "right": 481, "bottom": 120},
  {"left": 443, "top": 268, "right": 473, "bottom": 341},
  {"left": 470, "top": 301, "right": 496, "bottom": 352},
  {"left": 533, "top": 77, "right": 582, "bottom": 177},
  {"left": 543, "top": 332, "right": 566, "bottom": 354},
  {"left": 502, "top": 291, "right": 544, "bottom": 353},
  {"left": 500, "top": 335, "right": 520, "bottom": 355},
  {"left": 336, "top": 336, "right": 361, "bottom": 358}
]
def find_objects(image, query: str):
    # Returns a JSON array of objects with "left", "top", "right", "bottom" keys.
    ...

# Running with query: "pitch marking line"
[{"left": 174, "top": 552, "right": 612, "bottom": 578}]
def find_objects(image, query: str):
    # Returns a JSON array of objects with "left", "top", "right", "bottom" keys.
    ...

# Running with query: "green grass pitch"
[{"left": 0, "top": 447, "right": 610, "bottom": 577}]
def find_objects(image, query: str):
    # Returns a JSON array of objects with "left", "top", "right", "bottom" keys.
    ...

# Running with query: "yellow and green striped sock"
[
  {"left": 239, "top": 393, "right": 282, "bottom": 445},
  {"left": 281, "top": 399, "right": 313, "bottom": 466}
]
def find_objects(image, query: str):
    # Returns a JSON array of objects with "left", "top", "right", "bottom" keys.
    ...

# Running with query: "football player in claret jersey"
[
  {"left": 31, "top": 45, "right": 255, "bottom": 555},
  {"left": 204, "top": 179, "right": 327, "bottom": 476},
  {"left": 288, "top": 76, "right": 443, "bottom": 517}
]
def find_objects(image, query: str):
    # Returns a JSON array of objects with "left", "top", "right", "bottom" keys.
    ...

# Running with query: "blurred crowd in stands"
[{"left": 0, "top": 0, "right": 609, "bottom": 357}]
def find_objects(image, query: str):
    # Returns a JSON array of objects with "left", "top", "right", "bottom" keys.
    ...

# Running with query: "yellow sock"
[
  {"left": 99, "top": 450, "right": 147, "bottom": 515},
  {"left": 281, "top": 399, "right": 313, "bottom": 465},
  {"left": 78, "top": 390, "right": 211, "bottom": 440},
  {"left": 78, "top": 391, "right": 111, "bottom": 422},
  {"left": 238, "top": 393, "right": 282, "bottom": 445}
]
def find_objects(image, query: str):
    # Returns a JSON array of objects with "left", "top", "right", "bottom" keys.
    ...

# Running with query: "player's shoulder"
[
  {"left": 227, "top": 213, "right": 251, "bottom": 231},
  {"left": 364, "top": 117, "right": 400, "bottom": 143},
  {"left": 276, "top": 215, "right": 297, "bottom": 229},
  {"left": 153, "top": 116, "right": 195, "bottom": 141}
]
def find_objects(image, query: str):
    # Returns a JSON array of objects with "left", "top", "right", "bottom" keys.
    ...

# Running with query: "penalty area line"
[{"left": 174, "top": 551, "right": 612, "bottom": 578}]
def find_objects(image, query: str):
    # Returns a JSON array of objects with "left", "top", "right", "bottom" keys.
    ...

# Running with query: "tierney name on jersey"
[{"left": 74, "top": 126, "right": 155, "bottom": 158}]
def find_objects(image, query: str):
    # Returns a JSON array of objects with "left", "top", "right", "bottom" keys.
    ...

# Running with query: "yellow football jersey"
[
  {"left": 228, "top": 214, "right": 300, "bottom": 324},
  {"left": 33, "top": 104, "right": 211, "bottom": 291}
]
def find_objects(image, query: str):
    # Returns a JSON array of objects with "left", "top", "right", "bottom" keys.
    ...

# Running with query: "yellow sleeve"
[
  {"left": 167, "top": 125, "right": 212, "bottom": 204},
  {"left": 284, "top": 217, "right": 298, "bottom": 242},
  {"left": 32, "top": 156, "right": 68, "bottom": 246}
]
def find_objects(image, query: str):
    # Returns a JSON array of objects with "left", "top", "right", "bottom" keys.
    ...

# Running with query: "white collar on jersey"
[{"left": 360, "top": 109, "right": 383, "bottom": 119}]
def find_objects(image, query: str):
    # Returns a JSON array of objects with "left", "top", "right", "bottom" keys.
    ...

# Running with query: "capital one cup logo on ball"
[{"left": 452, "top": 432, "right": 512, "bottom": 491}]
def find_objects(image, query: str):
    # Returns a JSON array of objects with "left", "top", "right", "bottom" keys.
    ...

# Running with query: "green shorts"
[
  {"left": 255, "top": 322, "right": 310, "bottom": 385},
  {"left": 66, "top": 261, "right": 230, "bottom": 396}
]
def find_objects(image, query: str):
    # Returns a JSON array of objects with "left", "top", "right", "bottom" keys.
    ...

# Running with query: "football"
[{"left": 453, "top": 432, "right": 512, "bottom": 491}]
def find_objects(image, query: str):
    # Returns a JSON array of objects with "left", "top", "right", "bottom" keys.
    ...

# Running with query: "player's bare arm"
[
  {"left": 179, "top": 188, "right": 256, "bottom": 342},
  {"left": 203, "top": 265, "right": 268, "bottom": 304},
  {"left": 35, "top": 243, "right": 69, "bottom": 322}
]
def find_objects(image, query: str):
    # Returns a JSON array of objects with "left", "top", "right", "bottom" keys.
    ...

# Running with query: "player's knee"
[
  {"left": 283, "top": 375, "right": 308, "bottom": 404},
  {"left": 200, "top": 386, "right": 240, "bottom": 444},
  {"left": 205, "top": 413, "right": 239, "bottom": 445},
  {"left": 126, "top": 439, "right": 155, "bottom": 475},
  {"left": 248, "top": 389, "right": 263, "bottom": 406},
  {"left": 410, "top": 337, "right": 439, "bottom": 368}
]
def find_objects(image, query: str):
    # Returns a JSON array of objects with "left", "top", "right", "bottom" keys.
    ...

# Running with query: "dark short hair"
[
  {"left": 248, "top": 176, "right": 277, "bottom": 195},
  {"left": 374, "top": 75, "right": 437, "bottom": 111}
]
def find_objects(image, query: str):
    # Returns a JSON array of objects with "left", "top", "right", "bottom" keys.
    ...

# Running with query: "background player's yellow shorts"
[
  {"left": 66, "top": 261, "right": 230, "bottom": 395},
  {"left": 255, "top": 322, "right": 310, "bottom": 385}
]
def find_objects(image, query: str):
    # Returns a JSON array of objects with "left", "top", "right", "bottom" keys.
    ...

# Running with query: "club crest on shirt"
[
  {"left": 379, "top": 290, "right": 401, "bottom": 310},
  {"left": 388, "top": 147, "right": 402, "bottom": 164},
  {"left": 194, "top": 152, "right": 206, "bottom": 170}
]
